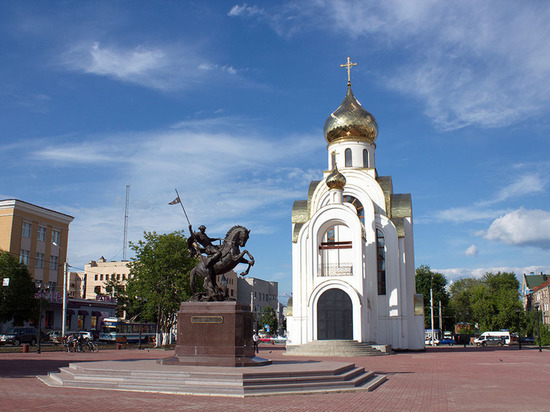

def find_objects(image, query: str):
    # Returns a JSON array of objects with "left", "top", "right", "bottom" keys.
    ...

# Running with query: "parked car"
[
  {"left": 425, "top": 338, "right": 439, "bottom": 346},
  {"left": 439, "top": 338, "right": 455, "bottom": 346},
  {"left": 475, "top": 335, "right": 505, "bottom": 347},
  {"left": 522, "top": 336, "right": 535, "bottom": 344},
  {"left": 272, "top": 335, "right": 288, "bottom": 344},
  {"left": 0, "top": 326, "right": 41, "bottom": 346}
]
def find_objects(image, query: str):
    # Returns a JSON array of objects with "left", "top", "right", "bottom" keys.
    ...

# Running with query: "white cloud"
[
  {"left": 484, "top": 207, "right": 550, "bottom": 249},
  {"left": 60, "top": 42, "right": 242, "bottom": 91},
  {"left": 464, "top": 245, "right": 478, "bottom": 256},
  {"left": 439, "top": 265, "right": 550, "bottom": 282},
  {"left": 243, "top": 1, "right": 550, "bottom": 129},
  {"left": 28, "top": 118, "right": 325, "bottom": 268},
  {"left": 228, "top": 4, "right": 265, "bottom": 18},
  {"left": 433, "top": 206, "right": 507, "bottom": 224}
]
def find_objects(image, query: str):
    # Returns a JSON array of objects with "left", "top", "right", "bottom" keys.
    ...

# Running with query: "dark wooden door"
[{"left": 317, "top": 288, "right": 353, "bottom": 340}]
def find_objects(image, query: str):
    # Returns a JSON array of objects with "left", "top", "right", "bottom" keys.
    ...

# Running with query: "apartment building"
[
  {"left": 0, "top": 199, "right": 73, "bottom": 288},
  {"left": 237, "top": 277, "right": 279, "bottom": 330}
]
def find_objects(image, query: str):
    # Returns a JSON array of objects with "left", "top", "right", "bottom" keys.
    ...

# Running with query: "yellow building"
[{"left": 0, "top": 199, "right": 73, "bottom": 290}]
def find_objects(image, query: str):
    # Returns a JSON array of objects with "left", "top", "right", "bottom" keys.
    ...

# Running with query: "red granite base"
[{"left": 159, "top": 301, "right": 270, "bottom": 367}]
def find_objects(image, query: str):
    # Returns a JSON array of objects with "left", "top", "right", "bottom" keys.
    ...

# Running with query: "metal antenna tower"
[{"left": 123, "top": 184, "right": 130, "bottom": 261}]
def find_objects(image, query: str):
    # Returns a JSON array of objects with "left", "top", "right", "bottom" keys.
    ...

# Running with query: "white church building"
[{"left": 287, "top": 63, "right": 424, "bottom": 350}]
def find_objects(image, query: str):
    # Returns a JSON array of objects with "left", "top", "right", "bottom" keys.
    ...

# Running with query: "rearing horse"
[{"left": 189, "top": 225, "right": 254, "bottom": 300}]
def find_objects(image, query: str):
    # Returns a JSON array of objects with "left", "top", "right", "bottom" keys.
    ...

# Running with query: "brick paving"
[{"left": 0, "top": 344, "right": 548, "bottom": 411}]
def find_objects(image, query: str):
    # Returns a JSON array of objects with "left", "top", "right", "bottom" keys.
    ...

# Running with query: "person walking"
[{"left": 253, "top": 331, "right": 259, "bottom": 354}]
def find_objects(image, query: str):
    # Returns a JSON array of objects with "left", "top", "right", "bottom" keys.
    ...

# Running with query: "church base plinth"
[{"left": 159, "top": 301, "right": 270, "bottom": 367}]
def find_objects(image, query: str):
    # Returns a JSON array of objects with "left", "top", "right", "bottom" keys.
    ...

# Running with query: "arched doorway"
[{"left": 317, "top": 288, "right": 353, "bottom": 340}]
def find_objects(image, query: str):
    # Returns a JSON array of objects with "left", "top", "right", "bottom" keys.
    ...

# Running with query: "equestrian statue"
[{"left": 187, "top": 224, "right": 254, "bottom": 301}]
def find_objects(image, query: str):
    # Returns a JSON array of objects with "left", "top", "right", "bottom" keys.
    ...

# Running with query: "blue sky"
[{"left": 2, "top": 1, "right": 550, "bottom": 300}]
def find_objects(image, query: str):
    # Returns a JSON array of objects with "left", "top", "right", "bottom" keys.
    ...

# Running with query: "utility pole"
[
  {"left": 123, "top": 184, "right": 130, "bottom": 261},
  {"left": 439, "top": 300, "right": 443, "bottom": 333},
  {"left": 430, "top": 288, "right": 435, "bottom": 346}
]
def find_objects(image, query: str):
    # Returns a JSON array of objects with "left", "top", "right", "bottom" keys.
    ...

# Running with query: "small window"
[
  {"left": 363, "top": 149, "right": 369, "bottom": 167},
  {"left": 35, "top": 253, "right": 44, "bottom": 268},
  {"left": 37, "top": 226, "right": 47, "bottom": 242},
  {"left": 376, "top": 229, "right": 386, "bottom": 295},
  {"left": 49, "top": 255, "right": 58, "bottom": 270},
  {"left": 51, "top": 230, "right": 61, "bottom": 245},
  {"left": 331, "top": 151, "right": 336, "bottom": 169},
  {"left": 345, "top": 148, "right": 352, "bottom": 167},
  {"left": 22, "top": 222, "right": 32, "bottom": 238},
  {"left": 100, "top": 274, "right": 104, "bottom": 281},
  {"left": 20, "top": 250, "right": 30, "bottom": 265},
  {"left": 94, "top": 274, "right": 98, "bottom": 281}
]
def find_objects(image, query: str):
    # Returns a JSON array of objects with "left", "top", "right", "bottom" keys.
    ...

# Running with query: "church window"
[
  {"left": 376, "top": 229, "right": 386, "bottom": 295},
  {"left": 363, "top": 149, "right": 369, "bottom": 167},
  {"left": 343, "top": 195, "right": 365, "bottom": 225},
  {"left": 326, "top": 226, "right": 335, "bottom": 243},
  {"left": 331, "top": 151, "right": 336, "bottom": 169},
  {"left": 345, "top": 148, "right": 352, "bottom": 167}
]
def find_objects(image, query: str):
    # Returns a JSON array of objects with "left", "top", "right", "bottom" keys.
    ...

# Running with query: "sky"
[{"left": 2, "top": 1, "right": 550, "bottom": 301}]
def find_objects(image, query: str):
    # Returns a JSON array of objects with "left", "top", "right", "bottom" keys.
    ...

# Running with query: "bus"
[{"left": 99, "top": 317, "right": 156, "bottom": 343}]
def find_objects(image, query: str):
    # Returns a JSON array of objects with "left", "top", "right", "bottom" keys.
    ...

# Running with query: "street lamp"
[
  {"left": 535, "top": 302, "right": 542, "bottom": 352},
  {"left": 516, "top": 308, "right": 522, "bottom": 350},
  {"left": 35, "top": 280, "right": 55, "bottom": 354}
]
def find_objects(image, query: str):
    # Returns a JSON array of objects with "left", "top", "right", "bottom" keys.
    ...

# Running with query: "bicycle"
[{"left": 81, "top": 338, "right": 99, "bottom": 352}]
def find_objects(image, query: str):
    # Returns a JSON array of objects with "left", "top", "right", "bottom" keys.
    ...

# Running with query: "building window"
[
  {"left": 49, "top": 255, "right": 58, "bottom": 271},
  {"left": 20, "top": 250, "right": 30, "bottom": 265},
  {"left": 37, "top": 226, "right": 47, "bottom": 242},
  {"left": 51, "top": 230, "right": 60, "bottom": 245},
  {"left": 117, "top": 274, "right": 120, "bottom": 280},
  {"left": 345, "top": 148, "right": 352, "bottom": 167},
  {"left": 363, "top": 149, "right": 369, "bottom": 167},
  {"left": 100, "top": 274, "right": 104, "bottom": 281},
  {"left": 376, "top": 229, "right": 386, "bottom": 295},
  {"left": 22, "top": 222, "right": 32, "bottom": 238},
  {"left": 331, "top": 151, "right": 336, "bottom": 169},
  {"left": 35, "top": 253, "right": 45, "bottom": 268}
]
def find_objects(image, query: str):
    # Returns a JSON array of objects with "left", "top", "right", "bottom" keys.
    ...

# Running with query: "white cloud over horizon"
[{"left": 231, "top": 0, "right": 550, "bottom": 130}]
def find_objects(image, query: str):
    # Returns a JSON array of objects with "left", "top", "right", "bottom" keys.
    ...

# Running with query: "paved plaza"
[{"left": 0, "top": 344, "right": 548, "bottom": 411}]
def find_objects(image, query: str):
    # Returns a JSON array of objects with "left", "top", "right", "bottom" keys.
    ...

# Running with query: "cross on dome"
[{"left": 340, "top": 56, "right": 357, "bottom": 85}]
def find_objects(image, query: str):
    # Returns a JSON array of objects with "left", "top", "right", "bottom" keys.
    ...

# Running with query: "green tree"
[
  {"left": 126, "top": 231, "right": 197, "bottom": 345},
  {"left": 449, "top": 277, "right": 481, "bottom": 325},
  {"left": 259, "top": 305, "right": 278, "bottom": 335},
  {"left": 415, "top": 265, "right": 451, "bottom": 330},
  {"left": 471, "top": 272, "right": 521, "bottom": 332},
  {"left": 104, "top": 277, "right": 127, "bottom": 318},
  {"left": 0, "top": 251, "right": 38, "bottom": 325}
]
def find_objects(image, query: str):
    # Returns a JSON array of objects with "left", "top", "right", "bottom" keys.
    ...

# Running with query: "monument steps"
[
  {"left": 285, "top": 340, "right": 390, "bottom": 357},
  {"left": 38, "top": 359, "right": 386, "bottom": 397}
]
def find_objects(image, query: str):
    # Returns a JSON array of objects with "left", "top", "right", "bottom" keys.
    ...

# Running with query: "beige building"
[
  {"left": 532, "top": 280, "right": 550, "bottom": 326},
  {"left": 83, "top": 257, "right": 132, "bottom": 299},
  {"left": 0, "top": 199, "right": 73, "bottom": 289}
]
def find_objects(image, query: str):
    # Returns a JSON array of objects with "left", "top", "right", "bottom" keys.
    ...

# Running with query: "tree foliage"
[
  {"left": 126, "top": 231, "right": 197, "bottom": 343},
  {"left": 259, "top": 305, "right": 278, "bottom": 335},
  {"left": 449, "top": 271, "right": 523, "bottom": 333},
  {"left": 104, "top": 277, "right": 127, "bottom": 318},
  {"left": 415, "top": 265, "right": 451, "bottom": 329},
  {"left": 0, "top": 251, "right": 38, "bottom": 325}
]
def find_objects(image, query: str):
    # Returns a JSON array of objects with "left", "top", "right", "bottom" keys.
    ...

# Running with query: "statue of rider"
[{"left": 188, "top": 224, "right": 222, "bottom": 269}]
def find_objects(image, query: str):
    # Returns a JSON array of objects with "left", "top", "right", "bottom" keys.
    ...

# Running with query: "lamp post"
[
  {"left": 35, "top": 280, "right": 55, "bottom": 354},
  {"left": 534, "top": 302, "right": 542, "bottom": 352},
  {"left": 61, "top": 261, "right": 68, "bottom": 339},
  {"left": 516, "top": 308, "right": 522, "bottom": 350}
]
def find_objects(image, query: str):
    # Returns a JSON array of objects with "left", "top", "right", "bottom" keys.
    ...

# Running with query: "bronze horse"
[{"left": 189, "top": 225, "right": 254, "bottom": 300}]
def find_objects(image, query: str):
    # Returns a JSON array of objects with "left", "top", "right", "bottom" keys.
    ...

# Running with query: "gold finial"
[{"left": 340, "top": 56, "right": 357, "bottom": 85}]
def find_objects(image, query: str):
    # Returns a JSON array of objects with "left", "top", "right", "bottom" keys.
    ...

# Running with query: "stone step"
[
  {"left": 37, "top": 359, "right": 387, "bottom": 397},
  {"left": 285, "top": 340, "right": 390, "bottom": 357}
]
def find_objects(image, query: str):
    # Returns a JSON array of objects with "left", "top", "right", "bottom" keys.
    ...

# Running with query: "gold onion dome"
[
  {"left": 326, "top": 166, "right": 346, "bottom": 190},
  {"left": 323, "top": 83, "right": 378, "bottom": 145}
]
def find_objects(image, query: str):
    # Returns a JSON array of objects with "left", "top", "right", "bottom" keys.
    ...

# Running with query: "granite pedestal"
[{"left": 161, "top": 301, "right": 270, "bottom": 367}]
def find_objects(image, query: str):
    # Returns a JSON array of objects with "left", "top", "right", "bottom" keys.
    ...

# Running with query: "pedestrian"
[{"left": 253, "top": 331, "right": 259, "bottom": 354}]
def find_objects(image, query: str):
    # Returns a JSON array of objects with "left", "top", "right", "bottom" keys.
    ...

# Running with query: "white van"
[{"left": 474, "top": 331, "right": 511, "bottom": 346}]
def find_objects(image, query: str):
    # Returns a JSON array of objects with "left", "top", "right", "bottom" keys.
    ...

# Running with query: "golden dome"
[
  {"left": 326, "top": 166, "right": 346, "bottom": 190},
  {"left": 323, "top": 84, "right": 378, "bottom": 144}
]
